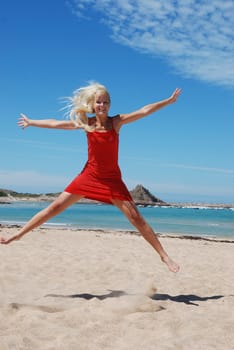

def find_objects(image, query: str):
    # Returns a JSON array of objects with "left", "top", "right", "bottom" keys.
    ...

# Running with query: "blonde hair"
[{"left": 65, "top": 81, "right": 110, "bottom": 131}]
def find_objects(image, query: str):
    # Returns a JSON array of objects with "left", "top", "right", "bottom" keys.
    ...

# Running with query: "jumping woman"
[{"left": 0, "top": 82, "right": 181, "bottom": 273}]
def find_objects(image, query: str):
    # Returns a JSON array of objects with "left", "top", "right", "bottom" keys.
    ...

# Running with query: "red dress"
[{"left": 64, "top": 118, "right": 132, "bottom": 204}]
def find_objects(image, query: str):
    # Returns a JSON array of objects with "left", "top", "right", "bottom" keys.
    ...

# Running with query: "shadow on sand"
[
  {"left": 151, "top": 293, "right": 225, "bottom": 306},
  {"left": 45, "top": 290, "right": 128, "bottom": 300},
  {"left": 46, "top": 290, "right": 226, "bottom": 306}
]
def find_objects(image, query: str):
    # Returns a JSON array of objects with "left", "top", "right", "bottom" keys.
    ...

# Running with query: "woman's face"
[{"left": 93, "top": 92, "right": 110, "bottom": 117}]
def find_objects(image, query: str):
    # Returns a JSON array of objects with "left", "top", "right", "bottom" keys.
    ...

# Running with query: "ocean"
[{"left": 0, "top": 201, "right": 234, "bottom": 239}]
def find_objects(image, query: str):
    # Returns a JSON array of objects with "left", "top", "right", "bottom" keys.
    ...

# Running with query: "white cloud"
[
  {"left": 162, "top": 163, "right": 234, "bottom": 176},
  {"left": 69, "top": 0, "right": 234, "bottom": 87},
  {"left": 1, "top": 137, "right": 86, "bottom": 154},
  {"left": 0, "top": 170, "right": 68, "bottom": 193},
  {"left": 121, "top": 154, "right": 234, "bottom": 176}
]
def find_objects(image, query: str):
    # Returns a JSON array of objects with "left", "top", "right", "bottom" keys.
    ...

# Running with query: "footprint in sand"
[{"left": 7, "top": 302, "right": 63, "bottom": 313}]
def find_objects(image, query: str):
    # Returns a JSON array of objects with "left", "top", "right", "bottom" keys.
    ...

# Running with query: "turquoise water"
[{"left": 0, "top": 201, "right": 234, "bottom": 239}]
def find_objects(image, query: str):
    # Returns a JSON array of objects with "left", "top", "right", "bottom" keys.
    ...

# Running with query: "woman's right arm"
[{"left": 18, "top": 113, "right": 81, "bottom": 130}]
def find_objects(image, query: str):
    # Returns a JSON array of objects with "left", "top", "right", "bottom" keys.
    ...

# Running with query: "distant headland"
[{"left": 0, "top": 186, "right": 233, "bottom": 209}]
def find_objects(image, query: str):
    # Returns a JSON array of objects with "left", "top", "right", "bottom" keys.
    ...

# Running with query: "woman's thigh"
[{"left": 46, "top": 191, "right": 84, "bottom": 214}]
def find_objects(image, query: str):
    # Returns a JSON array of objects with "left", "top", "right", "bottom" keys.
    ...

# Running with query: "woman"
[{"left": 0, "top": 82, "right": 181, "bottom": 273}]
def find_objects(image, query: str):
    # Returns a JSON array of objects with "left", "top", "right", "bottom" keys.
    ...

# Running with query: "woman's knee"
[
  {"left": 45, "top": 199, "right": 66, "bottom": 216},
  {"left": 129, "top": 211, "right": 146, "bottom": 227},
  {"left": 51, "top": 201, "right": 62, "bottom": 213},
  {"left": 123, "top": 202, "right": 146, "bottom": 227},
  {"left": 112, "top": 199, "right": 146, "bottom": 228}
]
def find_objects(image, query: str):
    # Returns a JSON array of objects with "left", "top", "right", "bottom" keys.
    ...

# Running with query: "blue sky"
[{"left": 1, "top": 0, "right": 234, "bottom": 203}]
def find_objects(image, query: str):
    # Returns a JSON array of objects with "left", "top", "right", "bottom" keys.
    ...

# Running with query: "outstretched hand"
[
  {"left": 170, "top": 88, "right": 182, "bottom": 103},
  {"left": 17, "top": 113, "right": 30, "bottom": 129}
]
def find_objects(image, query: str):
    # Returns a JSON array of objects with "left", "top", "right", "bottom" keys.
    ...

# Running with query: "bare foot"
[
  {"left": 0, "top": 237, "right": 9, "bottom": 244},
  {"left": 161, "top": 255, "right": 180, "bottom": 273},
  {"left": 0, "top": 235, "right": 21, "bottom": 245}
]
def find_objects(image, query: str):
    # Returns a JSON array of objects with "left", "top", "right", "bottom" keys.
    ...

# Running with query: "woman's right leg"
[{"left": 1, "top": 192, "right": 83, "bottom": 244}]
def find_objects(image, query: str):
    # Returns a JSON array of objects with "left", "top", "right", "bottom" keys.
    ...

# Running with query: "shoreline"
[
  {"left": 1, "top": 223, "right": 234, "bottom": 243},
  {"left": 1, "top": 196, "right": 234, "bottom": 209},
  {"left": 1, "top": 200, "right": 234, "bottom": 240}
]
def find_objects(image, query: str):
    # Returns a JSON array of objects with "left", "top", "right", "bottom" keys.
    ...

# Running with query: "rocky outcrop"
[{"left": 130, "top": 185, "right": 167, "bottom": 206}]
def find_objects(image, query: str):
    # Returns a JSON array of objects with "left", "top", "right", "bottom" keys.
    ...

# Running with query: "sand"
[{"left": 0, "top": 226, "right": 234, "bottom": 350}]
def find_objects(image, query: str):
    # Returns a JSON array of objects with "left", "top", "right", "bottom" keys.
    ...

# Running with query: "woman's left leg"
[{"left": 111, "top": 199, "right": 179, "bottom": 273}]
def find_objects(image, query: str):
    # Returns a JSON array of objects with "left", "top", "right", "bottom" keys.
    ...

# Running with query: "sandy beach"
[{"left": 0, "top": 226, "right": 234, "bottom": 350}]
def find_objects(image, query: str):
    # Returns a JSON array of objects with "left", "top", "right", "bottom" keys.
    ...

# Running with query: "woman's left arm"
[{"left": 116, "top": 88, "right": 181, "bottom": 128}]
